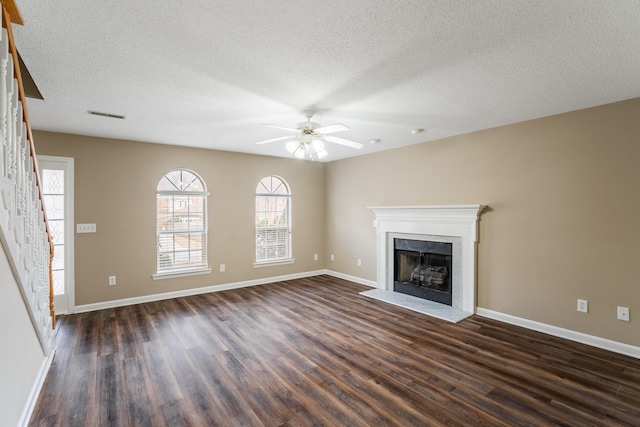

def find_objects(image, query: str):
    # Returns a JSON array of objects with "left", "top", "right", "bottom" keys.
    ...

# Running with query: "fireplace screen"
[{"left": 394, "top": 238, "right": 453, "bottom": 305}]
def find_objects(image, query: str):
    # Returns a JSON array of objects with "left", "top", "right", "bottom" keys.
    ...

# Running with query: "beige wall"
[
  {"left": 35, "top": 132, "right": 326, "bottom": 306},
  {"left": 326, "top": 98, "right": 640, "bottom": 347},
  {"left": 33, "top": 97, "right": 640, "bottom": 347}
]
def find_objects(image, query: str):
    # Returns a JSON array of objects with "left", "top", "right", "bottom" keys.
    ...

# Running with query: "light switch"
[{"left": 77, "top": 223, "right": 96, "bottom": 233}]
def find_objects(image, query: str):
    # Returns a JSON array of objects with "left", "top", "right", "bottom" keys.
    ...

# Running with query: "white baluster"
[
  {"left": 16, "top": 104, "right": 22, "bottom": 181},
  {"left": 7, "top": 80, "right": 17, "bottom": 242},
  {"left": 33, "top": 223, "right": 42, "bottom": 295},
  {"left": 0, "top": 29, "right": 7, "bottom": 178},
  {"left": 13, "top": 105, "right": 24, "bottom": 247},
  {"left": 17, "top": 118, "right": 25, "bottom": 215},
  {"left": 2, "top": 54, "right": 14, "bottom": 212},
  {"left": 24, "top": 169, "right": 32, "bottom": 244},
  {"left": 29, "top": 173, "right": 37, "bottom": 243},
  {"left": 8, "top": 74, "right": 16, "bottom": 183},
  {"left": 10, "top": 82, "right": 18, "bottom": 190}
]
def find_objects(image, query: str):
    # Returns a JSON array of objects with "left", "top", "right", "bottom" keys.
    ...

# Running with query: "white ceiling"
[{"left": 12, "top": 1, "right": 640, "bottom": 162}]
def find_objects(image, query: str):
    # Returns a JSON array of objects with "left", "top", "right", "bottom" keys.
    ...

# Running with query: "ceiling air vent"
[{"left": 87, "top": 110, "right": 126, "bottom": 120}]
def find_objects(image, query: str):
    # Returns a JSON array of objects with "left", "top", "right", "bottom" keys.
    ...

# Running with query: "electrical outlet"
[
  {"left": 314, "top": 254, "right": 318, "bottom": 261},
  {"left": 577, "top": 299, "right": 588, "bottom": 313},
  {"left": 331, "top": 254, "right": 334, "bottom": 261},
  {"left": 108, "top": 276, "right": 116, "bottom": 286},
  {"left": 220, "top": 264, "right": 225, "bottom": 273},
  {"left": 357, "top": 258, "right": 362, "bottom": 267},
  {"left": 617, "top": 306, "right": 630, "bottom": 321}
]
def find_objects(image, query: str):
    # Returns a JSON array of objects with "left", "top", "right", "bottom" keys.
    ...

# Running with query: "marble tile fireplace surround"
[{"left": 362, "top": 205, "right": 486, "bottom": 322}]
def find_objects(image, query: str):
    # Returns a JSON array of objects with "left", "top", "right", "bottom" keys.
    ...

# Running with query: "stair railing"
[{"left": 0, "top": 0, "right": 55, "bottom": 354}]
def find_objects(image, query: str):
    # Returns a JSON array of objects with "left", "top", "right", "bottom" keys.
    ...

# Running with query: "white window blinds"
[
  {"left": 156, "top": 170, "right": 209, "bottom": 273},
  {"left": 255, "top": 176, "right": 291, "bottom": 263}
]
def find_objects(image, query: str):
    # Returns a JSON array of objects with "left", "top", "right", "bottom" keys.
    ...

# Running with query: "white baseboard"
[
  {"left": 73, "top": 270, "right": 378, "bottom": 314},
  {"left": 324, "top": 270, "right": 377, "bottom": 288},
  {"left": 476, "top": 307, "right": 640, "bottom": 360},
  {"left": 72, "top": 273, "right": 639, "bottom": 361},
  {"left": 19, "top": 349, "right": 55, "bottom": 427},
  {"left": 74, "top": 270, "right": 327, "bottom": 313}
]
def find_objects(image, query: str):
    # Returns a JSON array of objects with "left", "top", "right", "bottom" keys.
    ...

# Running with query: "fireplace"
[
  {"left": 394, "top": 238, "right": 453, "bottom": 305},
  {"left": 367, "top": 205, "right": 485, "bottom": 318}
]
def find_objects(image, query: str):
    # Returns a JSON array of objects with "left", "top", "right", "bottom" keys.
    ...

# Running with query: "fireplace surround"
[{"left": 366, "top": 205, "right": 486, "bottom": 320}]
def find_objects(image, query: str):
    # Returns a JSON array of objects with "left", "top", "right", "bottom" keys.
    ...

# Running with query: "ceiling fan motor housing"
[{"left": 298, "top": 122, "right": 321, "bottom": 131}]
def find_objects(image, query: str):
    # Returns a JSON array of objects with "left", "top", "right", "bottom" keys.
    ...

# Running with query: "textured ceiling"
[{"left": 12, "top": 0, "right": 640, "bottom": 161}]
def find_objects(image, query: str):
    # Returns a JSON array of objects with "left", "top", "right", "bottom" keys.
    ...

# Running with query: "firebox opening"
[{"left": 394, "top": 238, "right": 453, "bottom": 306}]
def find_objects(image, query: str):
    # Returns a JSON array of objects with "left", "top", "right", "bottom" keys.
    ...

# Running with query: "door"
[{"left": 38, "top": 156, "right": 74, "bottom": 314}]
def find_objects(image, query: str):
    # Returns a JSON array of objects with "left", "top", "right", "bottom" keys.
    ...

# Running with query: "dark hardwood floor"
[{"left": 30, "top": 275, "right": 640, "bottom": 426}]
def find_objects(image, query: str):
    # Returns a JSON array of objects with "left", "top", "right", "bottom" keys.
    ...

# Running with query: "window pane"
[
  {"left": 41, "top": 168, "right": 66, "bottom": 297},
  {"left": 255, "top": 177, "right": 291, "bottom": 262},
  {"left": 157, "top": 170, "right": 207, "bottom": 273},
  {"left": 256, "top": 176, "right": 290, "bottom": 195},
  {"left": 49, "top": 218, "right": 65, "bottom": 245},
  {"left": 52, "top": 244, "right": 65, "bottom": 270},
  {"left": 43, "top": 194, "right": 64, "bottom": 220},
  {"left": 52, "top": 270, "right": 65, "bottom": 295},
  {"left": 42, "top": 169, "right": 64, "bottom": 194},
  {"left": 157, "top": 170, "right": 205, "bottom": 192}
]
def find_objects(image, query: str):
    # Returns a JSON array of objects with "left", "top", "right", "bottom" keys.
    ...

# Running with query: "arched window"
[
  {"left": 255, "top": 176, "right": 292, "bottom": 264},
  {"left": 156, "top": 169, "right": 209, "bottom": 275}
]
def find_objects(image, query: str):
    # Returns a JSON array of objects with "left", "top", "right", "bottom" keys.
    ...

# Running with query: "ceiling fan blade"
[
  {"left": 314, "top": 123, "right": 349, "bottom": 134},
  {"left": 325, "top": 135, "right": 364, "bottom": 149},
  {"left": 261, "top": 124, "right": 300, "bottom": 133},
  {"left": 256, "top": 135, "right": 297, "bottom": 145}
]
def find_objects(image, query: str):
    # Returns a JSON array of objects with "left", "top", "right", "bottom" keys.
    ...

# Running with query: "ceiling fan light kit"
[
  {"left": 257, "top": 110, "right": 363, "bottom": 160},
  {"left": 285, "top": 141, "right": 299, "bottom": 153},
  {"left": 286, "top": 139, "right": 328, "bottom": 160}
]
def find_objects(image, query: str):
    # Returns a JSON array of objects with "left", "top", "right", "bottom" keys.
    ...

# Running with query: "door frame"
[{"left": 38, "top": 155, "right": 75, "bottom": 314}]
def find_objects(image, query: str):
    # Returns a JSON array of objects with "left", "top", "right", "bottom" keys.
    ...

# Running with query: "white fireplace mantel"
[{"left": 368, "top": 205, "right": 486, "bottom": 315}]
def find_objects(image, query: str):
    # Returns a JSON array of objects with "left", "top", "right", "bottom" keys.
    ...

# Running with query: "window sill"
[
  {"left": 152, "top": 268, "right": 212, "bottom": 280},
  {"left": 253, "top": 259, "right": 295, "bottom": 268}
]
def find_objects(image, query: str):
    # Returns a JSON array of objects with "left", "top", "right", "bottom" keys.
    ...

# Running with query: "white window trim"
[
  {"left": 255, "top": 176, "right": 292, "bottom": 264},
  {"left": 152, "top": 267, "right": 212, "bottom": 280},
  {"left": 38, "top": 155, "right": 75, "bottom": 314},
  {"left": 156, "top": 169, "right": 209, "bottom": 275},
  {"left": 253, "top": 259, "right": 295, "bottom": 268}
]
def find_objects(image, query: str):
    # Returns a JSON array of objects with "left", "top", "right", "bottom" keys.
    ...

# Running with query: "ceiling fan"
[{"left": 256, "top": 110, "right": 363, "bottom": 160}]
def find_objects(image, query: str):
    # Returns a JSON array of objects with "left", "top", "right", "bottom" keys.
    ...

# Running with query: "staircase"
[{"left": 0, "top": 3, "right": 55, "bottom": 355}]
